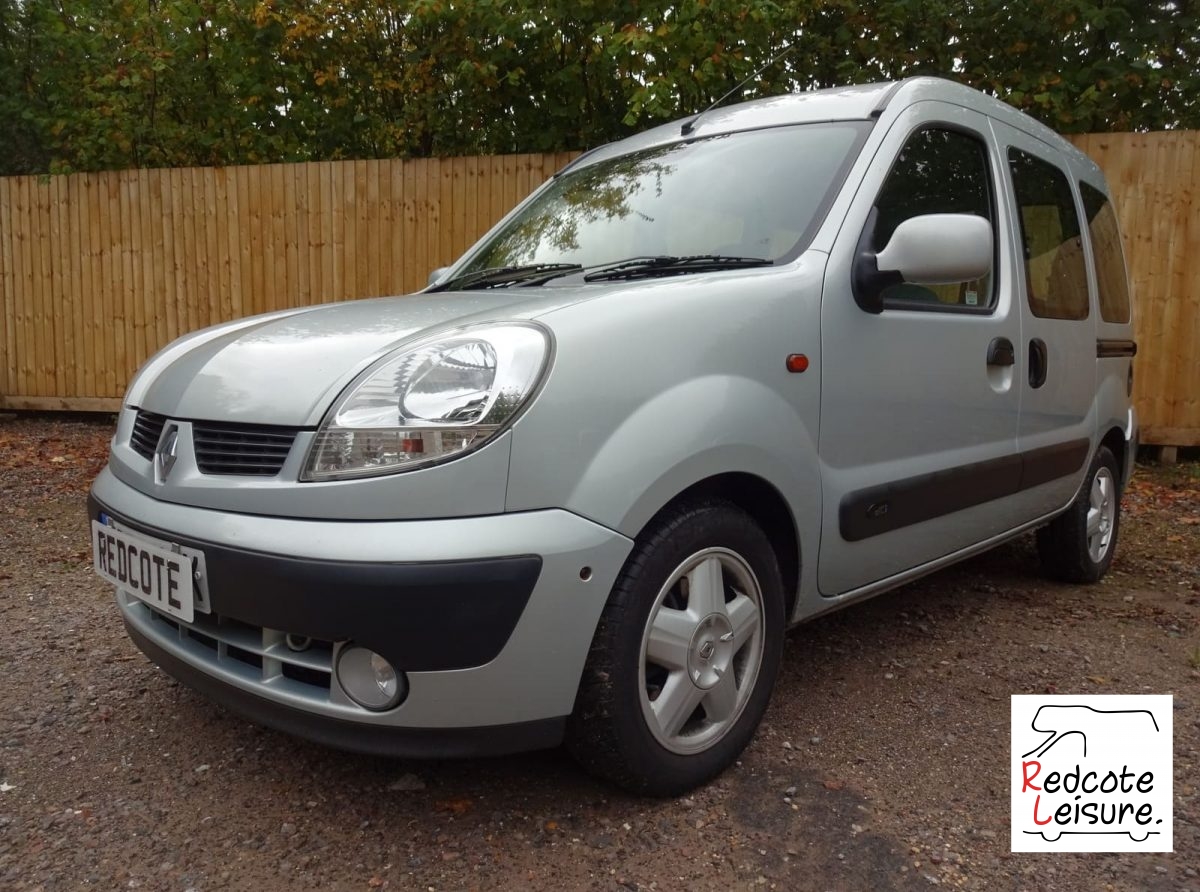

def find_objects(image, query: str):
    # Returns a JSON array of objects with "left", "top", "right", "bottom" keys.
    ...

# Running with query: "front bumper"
[{"left": 90, "top": 467, "right": 633, "bottom": 754}]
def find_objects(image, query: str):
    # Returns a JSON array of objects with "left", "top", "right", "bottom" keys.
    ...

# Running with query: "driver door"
[{"left": 817, "top": 102, "right": 1023, "bottom": 595}]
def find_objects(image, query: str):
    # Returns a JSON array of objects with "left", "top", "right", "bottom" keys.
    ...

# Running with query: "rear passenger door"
[{"left": 993, "top": 123, "right": 1097, "bottom": 515}]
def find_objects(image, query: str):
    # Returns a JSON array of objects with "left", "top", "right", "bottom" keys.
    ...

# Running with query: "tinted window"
[
  {"left": 872, "top": 128, "right": 994, "bottom": 309},
  {"left": 1008, "top": 149, "right": 1089, "bottom": 320},
  {"left": 1080, "top": 182, "right": 1131, "bottom": 323}
]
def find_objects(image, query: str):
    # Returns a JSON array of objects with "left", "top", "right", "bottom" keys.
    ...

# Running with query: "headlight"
[{"left": 301, "top": 323, "right": 549, "bottom": 480}]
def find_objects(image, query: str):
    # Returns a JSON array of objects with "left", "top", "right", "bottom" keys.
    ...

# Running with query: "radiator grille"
[
  {"left": 130, "top": 411, "right": 167, "bottom": 460},
  {"left": 192, "top": 422, "right": 297, "bottom": 476}
]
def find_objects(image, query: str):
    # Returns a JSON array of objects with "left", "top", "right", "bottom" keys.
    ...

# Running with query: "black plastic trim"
[
  {"left": 1017, "top": 439, "right": 1091, "bottom": 491},
  {"left": 126, "top": 622, "right": 566, "bottom": 758},
  {"left": 880, "top": 294, "right": 998, "bottom": 316},
  {"left": 851, "top": 206, "right": 902, "bottom": 313},
  {"left": 90, "top": 496, "right": 542, "bottom": 672},
  {"left": 986, "top": 337, "right": 1016, "bottom": 367},
  {"left": 1096, "top": 338, "right": 1137, "bottom": 358},
  {"left": 129, "top": 411, "right": 167, "bottom": 461},
  {"left": 1029, "top": 338, "right": 1049, "bottom": 389},
  {"left": 840, "top": 439, "right": 1091, "bottom": 542}
]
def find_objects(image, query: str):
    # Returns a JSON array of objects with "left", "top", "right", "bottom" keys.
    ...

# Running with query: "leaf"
[{"left": 434, "top": 797, "right": 474, "bottom": 815}]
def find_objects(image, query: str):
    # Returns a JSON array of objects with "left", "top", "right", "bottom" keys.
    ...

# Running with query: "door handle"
[
  {"left": 986, "top": 337, "right": 1015, "bottom": 367},
  {"left": 1029, "top": 338, "right": 1048, "bottom": 388}
]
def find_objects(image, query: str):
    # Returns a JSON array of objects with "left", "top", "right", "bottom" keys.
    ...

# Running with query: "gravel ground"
[{"left": 0, "top": 414, "right": 1196, "bottom": 891}]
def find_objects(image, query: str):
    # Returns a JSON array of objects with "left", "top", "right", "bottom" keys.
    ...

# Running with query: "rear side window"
[
  {"left": 1008, "top": 149, "right": 1089, "bottom": 320},
  {"left": 872, "top": 127, "right": 994, "bottom": 309},
  {"left": 1080, "top": 182, "right": 1131, "bottom": 323}
]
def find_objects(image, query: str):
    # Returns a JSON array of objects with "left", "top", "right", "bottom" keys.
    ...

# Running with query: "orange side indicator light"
[{"left": 785, "top": 353, "right": 809, "bottom": 374}]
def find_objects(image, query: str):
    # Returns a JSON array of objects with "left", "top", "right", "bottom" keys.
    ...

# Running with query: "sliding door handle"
[
  {"left": 986, "top": 337, "right": 1015, "bottom": 367},
  {"left": 1029, "top": 338, "right": 1048, "bottom": 388}
]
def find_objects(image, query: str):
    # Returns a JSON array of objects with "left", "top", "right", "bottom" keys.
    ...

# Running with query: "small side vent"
[{"left": 130, "top": 411, "right": 167, "bottom": 460}]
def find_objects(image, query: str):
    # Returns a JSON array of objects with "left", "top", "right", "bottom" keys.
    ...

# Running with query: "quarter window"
[
  {"left": 1008, "top": 149, "right": 1089, "bottom": 320},
  {"left": 872, "top": 127, "right": 995, "bottom": 310},
  {"left": 1080, "top": 182, "right": 1131, "bottom": 323}
]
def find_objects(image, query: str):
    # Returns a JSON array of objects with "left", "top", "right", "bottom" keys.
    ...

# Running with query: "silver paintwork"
[
  {"left": 96, "top": 76, "right": 1137, "bottom": 734},
  {"left": 993, "top": 117, "right": 1099, "bottom": 516},
  {"left": 131, "top": 290, "right": 583, "bottom": 428},
  {"left": 874, "top": 214, "right": 992, "bottom": 283},
  {"left": 95, "top": 467, "right": 633, "bottom": 727},
  {"left": 816, "top": 98, "right": 1029, "bottom": 593},
  {"left": 550, "top": 82, "right": 896, "bottom": 182},
  {"left": 804, "top": 506, "right": 1065, "bottom": 614},
  {"left": 107, "top": 411, "right": 516, "bottom": 520}
]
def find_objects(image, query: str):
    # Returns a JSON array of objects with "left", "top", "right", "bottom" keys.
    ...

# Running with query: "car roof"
[{"left": 565, "top": 77, "right": 1095, "bottom": 179}]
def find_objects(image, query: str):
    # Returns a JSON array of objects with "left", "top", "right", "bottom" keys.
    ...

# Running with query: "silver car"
[{"left": 89, "top": 77, "right": 1138, "bottom": 795}]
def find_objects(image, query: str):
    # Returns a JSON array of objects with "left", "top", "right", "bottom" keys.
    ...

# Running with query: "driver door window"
[{"left": 871, "top": 128, "right": 996, "bottom": 310}]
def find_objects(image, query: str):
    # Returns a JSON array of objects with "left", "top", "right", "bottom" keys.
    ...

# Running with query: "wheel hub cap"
[{"left": 687, "top": 613, "right": 733, "bottom": 689}]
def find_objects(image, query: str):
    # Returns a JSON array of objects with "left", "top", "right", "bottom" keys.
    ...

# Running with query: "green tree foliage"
[{"left": 0, "top": 0, "right": 1195, "bottom": 175}]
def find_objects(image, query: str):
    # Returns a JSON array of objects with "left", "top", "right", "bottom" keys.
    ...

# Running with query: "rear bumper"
[
  {"left": 1124, "top": 406, "right": 1139, "bottom": 485},
  {"left": 90, "top": 467, "right": 633, "bottom": 743}
]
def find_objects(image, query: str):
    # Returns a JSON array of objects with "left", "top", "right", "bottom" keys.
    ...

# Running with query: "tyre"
[
  {"left": 566, "top": 498, "right": 785, "bottom": 796},
  {"left": 1036, "top": 445, "right": 1122, "bottom": 584}
]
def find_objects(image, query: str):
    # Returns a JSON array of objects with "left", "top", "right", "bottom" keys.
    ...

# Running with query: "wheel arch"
[
  {"left": 635, "top": 472, "right": 801, "bottom": 622},
  {"left": 1099, "top": 425, "right": 1127, "bottom": 486}
]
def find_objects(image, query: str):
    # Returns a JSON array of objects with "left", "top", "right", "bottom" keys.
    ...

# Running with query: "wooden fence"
[
  {"left": 1069, "top": 132, "right": 1199, "bottom": 448},
  {"left": 0, "top": 136, "right": 1196, "bottom": 445},
  {"left": 0, "top": 153, "right": 576, "bottom": 411}
]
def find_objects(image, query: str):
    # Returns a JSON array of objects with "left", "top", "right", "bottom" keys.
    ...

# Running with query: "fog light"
[{"left": 336, "top": 645, "right": 406, "bottom": 711}]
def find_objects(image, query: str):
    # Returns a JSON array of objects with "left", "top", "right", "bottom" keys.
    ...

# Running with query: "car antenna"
[{"left": 680, "top": 45, "right": 794, "bottom": 136}]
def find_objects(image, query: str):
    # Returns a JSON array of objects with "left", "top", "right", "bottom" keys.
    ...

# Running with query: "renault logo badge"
[{"left": 156, "top": 426, "right": 179, "bottom": 481}]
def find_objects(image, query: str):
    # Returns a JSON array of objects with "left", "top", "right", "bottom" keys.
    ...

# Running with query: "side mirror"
[
  {"left": 853, "top": 212, "right": 992, "bottom": 314},
  {"left": 427, "top": 266, "right": 450, "bottom": 288}
]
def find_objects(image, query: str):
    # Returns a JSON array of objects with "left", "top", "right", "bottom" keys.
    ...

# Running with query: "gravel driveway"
[{"left": 0, "top": 415, "right": 1196, "bottom": 891}]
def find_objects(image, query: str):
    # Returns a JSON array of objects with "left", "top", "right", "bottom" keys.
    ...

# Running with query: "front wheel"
[
  {"left": 566, "top": 499, "right": 785, "bottom": 795},
  {"left": 1036, "top": 445, "right": 1122, "bottom": 583}
]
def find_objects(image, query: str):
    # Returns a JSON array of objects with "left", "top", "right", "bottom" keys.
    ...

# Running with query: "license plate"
[{"left": 92, "top": 519, "right": 203, "bottom": 622}]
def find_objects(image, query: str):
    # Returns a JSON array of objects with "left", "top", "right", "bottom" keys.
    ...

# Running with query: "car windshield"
[{"left": 458, "top": 122, "right": 870, "bottom": 275}]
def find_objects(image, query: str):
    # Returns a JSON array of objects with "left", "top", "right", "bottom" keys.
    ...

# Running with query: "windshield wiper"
[
  {"left": 431, "top": 263, "right": 583, "bottom": 292},
  {"left": 583, "top": 254, "right": 772, "bottom": 282}
]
